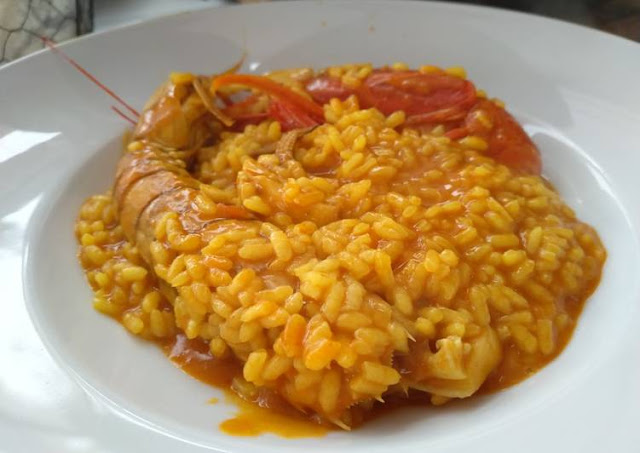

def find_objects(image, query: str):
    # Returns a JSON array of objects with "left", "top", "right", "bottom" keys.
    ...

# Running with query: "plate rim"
[
  {"left": 9, "top": 1, "right": 640, "bottom": 451},
  {"left": 2, "top": 0, "right": 640, "bottom": 76}
]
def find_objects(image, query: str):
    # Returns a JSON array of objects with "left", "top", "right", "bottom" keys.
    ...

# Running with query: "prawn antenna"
[
  {"left": 41, "top": 37, "right": 140, "bottom": 121},
  {"left": 111, "top": 106, "right": 138, "bottom": 126}
]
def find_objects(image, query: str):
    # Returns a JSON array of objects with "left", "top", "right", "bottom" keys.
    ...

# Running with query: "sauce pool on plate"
[{"left": 166, "top": 334, "right": 328, "bottom": 437}]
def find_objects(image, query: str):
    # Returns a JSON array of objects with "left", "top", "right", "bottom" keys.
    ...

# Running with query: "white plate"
[{"left": 3, "top": 1, "right": 640, "bottom": 452}]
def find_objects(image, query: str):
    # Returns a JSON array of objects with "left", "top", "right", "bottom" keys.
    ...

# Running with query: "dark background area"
[
  {"left": 439, "top": 0, "right": 640, "bottom": 41},
  {"left": 2, "top": 0, "right": 638, "bottom": 65},
  {"left": 235, "top": 0, "right": 640, "bottom": 42}
]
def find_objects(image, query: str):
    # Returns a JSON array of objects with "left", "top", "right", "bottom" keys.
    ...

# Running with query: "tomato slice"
[
  {"left": 305, "top": 76, "right": 355, "bottom": 104},
  {"left": 404, "top": 106, "right": 468, "bottom": 126},
  {"left": 304, "top": 70, "right": 541, "bottom": 175},
  {"left": 462, "top": 99, "right": 542, "bottom": 175},
  {"left": 306, "top": 70, "right": 477, "bottom": 122},
  {"left": 268, "top": 98, "right": 319, "bottom": 131},
  {"left": 357, "top": 71, "right": 477, "bottom": 117}
]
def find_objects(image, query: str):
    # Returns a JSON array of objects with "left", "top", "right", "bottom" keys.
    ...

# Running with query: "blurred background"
[{"left": 1, "top": 0, "right": 639, "bottom": 64}]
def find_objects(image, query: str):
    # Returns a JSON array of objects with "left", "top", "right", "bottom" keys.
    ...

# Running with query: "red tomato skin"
[
  {"left": 268, "top": 99, "right": 318, "bottom": 131},
  {"left": 463, "top": 99, "right": 541, "bottom": 175},
  {"left": 304, "top": 71, "right": 541, "bottom": 175},
  {"left": 305, "top": 76, "right": 355, "bottom": 104},
  {"left": 357, "top": 71, "right": 477, "bottom": 117}
]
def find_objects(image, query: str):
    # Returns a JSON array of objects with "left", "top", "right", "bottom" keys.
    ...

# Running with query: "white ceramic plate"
[{"left": 3, "top": 1, "right": 640, "bottom": 452}]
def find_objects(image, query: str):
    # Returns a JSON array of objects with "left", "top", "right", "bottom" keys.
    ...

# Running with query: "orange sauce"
[
  {"left": 164, "top": 333, "right": 433, "bottom": 436},
  {"left": 164, "top": 334, "right": 329, "bottom": 438},
  {"left": 219, "top": 393, "right": 329, "bottom": 438},
  {"left": 157, "top": 267, "right": 603, "bottom": 437},
  {"left": 480, "top": 281, "right": 600, "bottom": 393}
]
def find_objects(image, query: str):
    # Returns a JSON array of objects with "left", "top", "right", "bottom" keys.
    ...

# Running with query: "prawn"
[{"left": 113, "top": 76, "right": 395, "bottom": 429}]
